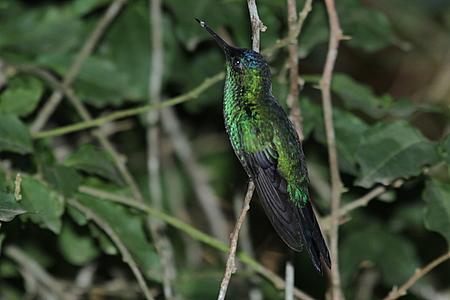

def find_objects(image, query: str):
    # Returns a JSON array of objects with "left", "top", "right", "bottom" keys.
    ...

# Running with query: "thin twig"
[
  {"left": 68, "top": 199, "right": 155, "bottom": 300},
  {"left": 263, "top": 0, "right": 312, "bottom": 58},
  {"left": 384, "top": 251, "right": 450, "bottom": 300},
  {"left": 355, "top": 268, "right": 379, "bottom": 300},
  {"left": 146, "top": 0, "right": 177, "bottom": 298},
  {"left": 217, "top": 182, "right": 255, "bottom": 300},
  {"left": 247, "top": 0, "right": 267, "bottom": 52},
  {"left": 78, "top": 185, "right": 315, "bottom": 300},
  {"left": 321, "top": 186, "right": 386, "bottom": 231},
  {"left": 320, "top": 0, "right": 345, "bottom": 299},
  {"left": 33, "top": 72, "right": 224, "bottom": 139},
  {"left": 286, "top": 0, "right": 311, "bottom": 140},
  {"left": 285, "top": 260, "right": 295, "bottom": 300},
  {"left": 321, "top": 180, "right": 404, "bottom": 231},
  {"left": 31, "top": 0, "right": 128, "bottom": 132},
  {"left": 5, "top": 245, "right": 71, "bottom": 300},
  {"left": 233, "top": 192, "right": 263, "bottom": 300}
]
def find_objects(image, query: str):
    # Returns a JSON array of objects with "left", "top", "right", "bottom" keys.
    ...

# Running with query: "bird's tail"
[{"left": 298, "top": 202, "right": 331, "bottom": 273}]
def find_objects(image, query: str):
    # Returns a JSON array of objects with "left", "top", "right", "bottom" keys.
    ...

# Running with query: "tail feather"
[{"left": 298, "top": 202, "right": 331, "bottom": 273}]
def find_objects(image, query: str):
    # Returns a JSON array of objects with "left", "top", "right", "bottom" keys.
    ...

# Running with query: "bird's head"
[{"left": 196, "top": 18, "right": 270, "bottom": 83}]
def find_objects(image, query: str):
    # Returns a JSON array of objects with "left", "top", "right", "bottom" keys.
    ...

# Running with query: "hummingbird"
[{"left": 196, "top": 19, "right": 331, "bottom": 273}]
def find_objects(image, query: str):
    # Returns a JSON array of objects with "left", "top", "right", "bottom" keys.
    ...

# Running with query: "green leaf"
[
  {"left": 423, "top": 180, "right": 450, "bottom": 245},
  {"left": 20, "top": 176, "right": 64, "bottom": 234},
  {"left": 64, "top": 145, "right": 123, "bottom": 185},
  {"left": 355, "top": 121, "right": 440, "bottom": 188},
  {"left": 341, "top": 225, "right": 419, "bottom": 286},
  {"left": 332, "top": 73, "right": 391, "bottom": 118},
  {"left": 0, "top": 2, "right": 84, "bottom": 56},
  {"left": 0, "top": 192, "right": 25, "bottom": 222},
  {"left": 42, "top": 165, "right": 82, "bottom": 197},
  {"left": 103, "top": 1, "right": 150, "bottom": 101},
  {"left": 298, "top": 2, "right": 328, "bottom": 58},
  {"left": 58, "top": 222, "right": 100, "bottom": 265},
  {"left": 88, "top": 224, "right": 118, "bottom": 255},
  {"left": 438, "top": 134, "right": 450, "bottom": 165},
  {"left": 0, "top": 114, "right": 33, "bottom": 154},
  {"left": 299, "top": 97, "right": 322, "bottom": 139},
  {"left": 167, "top": 0, "right": 248, "bottom": 49},
  {"left": 338, "top": 0, "right": 397, "bottom": 52},
  {"left": 315, "top": 108, "right": 369, "bottom": 174},
  {"left": 77, "top": 194, "right": 161, "bottom": 280},
  {"left": 62, "top": 0, "right": 112, "bottom": 17},
  {"left": 37, "top": 54, "right": 130, "bottom": 107},
  {"left": 0, "top": 76, "right": 43, "bottom": 116}
]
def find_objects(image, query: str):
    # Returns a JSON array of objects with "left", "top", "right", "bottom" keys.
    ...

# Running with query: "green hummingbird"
[{"left": 196, "top": 19, "right": 331, "bottom": 273}]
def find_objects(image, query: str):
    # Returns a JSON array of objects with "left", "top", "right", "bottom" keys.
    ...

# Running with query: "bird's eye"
[{"left": 233, "top": 58, "right": 241, "bottom": 68}]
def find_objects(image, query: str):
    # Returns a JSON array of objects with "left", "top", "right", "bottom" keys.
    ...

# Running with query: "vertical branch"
[
  {"left": 286, "top": 0, "right": 303, "bottom": 140},
  {"left": 31, "top": 0, "right": 128, "bottom": 132},
  {"left": 233, "top": 193, "right": 263, "bottom": 300},
  {"left": 146, "top": 0, "right": 178, "bottom": 299},
  {"left": 320, "top": 0, "right": 345, "bottom": 299},
  {"left": 247, "top": 0, "right": 267, "bottom": 52},
  {"left": 217, "top": 182, "right": 255, "bottom": 300}
]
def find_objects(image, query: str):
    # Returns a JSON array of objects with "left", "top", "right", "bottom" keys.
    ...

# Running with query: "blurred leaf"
[
  {"left": 0, "top": 284, "right": 22, "bottom": 300},
  {"left": 0, "top": 2, "right": 84, "bottom": 56},
  {"left": 299, "top": 2, "right": 328, "bottom": 58},
  {"left": 355, "top": 121, "right": 440, "bottom": 187},
  {"left": 103, "top": 1, "right": 150, "bottom": 101},
  {"left": 341, "top": 225, "right": 419, "bottom": 286},
  {"left": 0, "top": 114, "right": 33, "bottom": 154},
  {"left": 439, "top": 134, "right": 450, "bottom": 164},
  {"left": 300, "top": 0, "right": 397, "bottom": 55},
  {"left": 0, "top": 75, "right": 43, "bottom": 116},
  {"left": 315, "top": 108, "right": 369, "bottom": 174},
  {"left": 332, "top": 74, "right": 392, "bottom": 118},
  {"left": 64, "top": 145, "right": 123, "bottom": 185},
  {"left": 62, "top": 0, "right": 112, "bottom": 17},
  {"left": 176, "top": 50, "right": 223, "bottom": 112},
  {"left": 21, "top": 176, "right": 64, "bottom": 234},
  {"left": 338, "top": 0, "right": 397, "bottom": 52},
  {"left": 390, "top": 203, "right": 424, "bottom": 231},
  {"left": 67, "top": 206, "right": 88, "bottom": 226},
  {"left": 167, "top": 0, "right": 248, "bottom": 50},
  {"left": 77, "top": 194, "right": 161, "bottom": 281},
  {"left": 58, "top": 222, "right": 100, "bottom": 265},
  {"left": 423, "top": 180, "right": 450, "bottom": 245},
  {"left": 89, "top": 224, "right": 118, "bottom": 255},
  {"left": 179, "top": 270, "right": 223, "bottom": 299},
  {"left": 42, "top": 165, "right": 82, "bottom": 197},
  {"left": 0, "top": 234, "right": 4, "bottom": 252},
  {"left": 0, "top": 192, "right": 25, "bottom": 222},
  {"left": 38, "top": 54, "right": 130, "bottom": 107},
  {"left": 299, "top": 97, "right": 322, "bottom": 139}
]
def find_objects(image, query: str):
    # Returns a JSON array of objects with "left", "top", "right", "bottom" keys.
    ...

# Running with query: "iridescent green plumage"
[{"left": 197, "top": 19, "right": 331, "bottom": 273}]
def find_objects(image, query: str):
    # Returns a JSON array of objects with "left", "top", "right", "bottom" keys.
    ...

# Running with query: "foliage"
[{"left": 0, "top": 0, "right": 449, "bottom": 299}]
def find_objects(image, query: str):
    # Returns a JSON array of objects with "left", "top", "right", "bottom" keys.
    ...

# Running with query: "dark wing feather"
[
  {"left": 242, "top": 150, "right": 304, "bottom": 252},
  {"left": 242, "top": 148, "right": 331, "bottom": 273}
]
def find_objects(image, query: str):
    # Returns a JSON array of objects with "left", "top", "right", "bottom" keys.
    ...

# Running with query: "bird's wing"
[
  {"left": 242, "top": 146, "right": 304, "bottom": 252},
  {"left": 239, "top": 118, "right": 331, "bottom": 272}
]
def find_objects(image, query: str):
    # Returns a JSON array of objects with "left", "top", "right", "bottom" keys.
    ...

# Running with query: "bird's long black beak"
[{"left": 195, "top": 18, "right": 233, "bottom": 54}]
